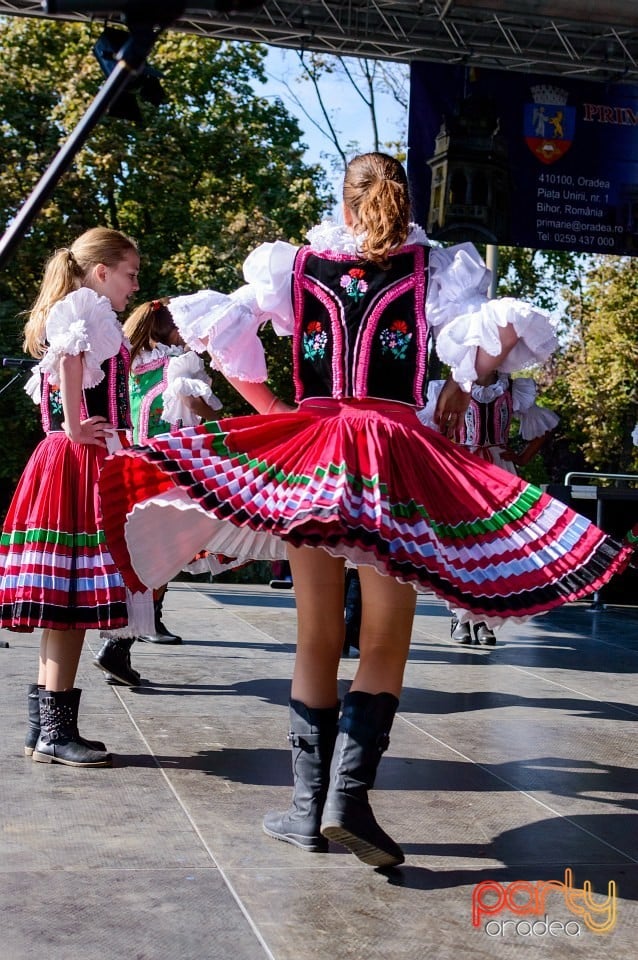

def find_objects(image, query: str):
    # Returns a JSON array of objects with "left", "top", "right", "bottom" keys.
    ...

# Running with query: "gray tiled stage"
[{"left": 1, "top": 582, "right": 638, "bottom": 959}]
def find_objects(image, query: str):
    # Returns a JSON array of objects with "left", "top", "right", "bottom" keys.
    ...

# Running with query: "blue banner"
[{"left": 408, "top": 63, "right": 638, "bottom": 256}]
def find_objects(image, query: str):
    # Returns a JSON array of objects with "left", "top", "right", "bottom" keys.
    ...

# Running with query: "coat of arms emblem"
[{"left": 524, "top": 85, "right": 575, "bottom": 165}]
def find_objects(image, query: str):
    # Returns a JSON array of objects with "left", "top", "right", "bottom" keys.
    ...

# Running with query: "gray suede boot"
[
  {"left": 320, "top": 691, "right": 404, "bottom": 868},
  {"left": 263, "top": 699, "right": 339, "bottom": 852}
]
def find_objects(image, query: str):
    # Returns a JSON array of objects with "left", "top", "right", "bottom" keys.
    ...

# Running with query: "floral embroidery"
[
  {"left": 303, "top": 320, "right": 328, "bottom": 361},
  {"left": 148, "top": 404, "right": 169, "bottom": 434},
  {"left": 49, "top": 385, "right": 63, "bottom": 417},
  {"left": 380, "top": 319, "right": 412, "bottom": 360},
  {"left": 340, "top": 267, "right": 368, "bottom": 301}
]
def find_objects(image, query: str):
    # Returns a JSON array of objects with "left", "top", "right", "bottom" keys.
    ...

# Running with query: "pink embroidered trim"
[
  {"left": 354, "top": 249, "right": 427, "bottom": 401},
  {"left": 134, "top": 356, "right": 166, "bottom": 375},
  {"left": 412, "top": 247, "right": 427, "bottom": 405},
  {"left": 292, "top": 247, "right": 310, "bottom": 402},
  {"left": 41, "top": 372, "right": 51, "bottom": 433},
  {"left": 492, "top": 389, "right": 513, "bottom": 446},
  {"left": 294, "top": 247, "right": 346, "bottom": 400}
]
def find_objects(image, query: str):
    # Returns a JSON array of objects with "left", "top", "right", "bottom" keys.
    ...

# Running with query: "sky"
[{"left": 256, "top": 46, "right": 409, "bottom": 214}]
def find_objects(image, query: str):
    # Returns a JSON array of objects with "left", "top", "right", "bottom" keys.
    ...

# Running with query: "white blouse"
[
  {"left": 421, "top": 373, "right": 560, "bottom": 439},
  {"left": 25, "top": 287, "right": 125, "bottom": 404},
  {"left": 131, "top": 343, "right": 222, "bottom": 427},
  {"left": 168, "top": 222, "right": 558, "bottom": 393}
]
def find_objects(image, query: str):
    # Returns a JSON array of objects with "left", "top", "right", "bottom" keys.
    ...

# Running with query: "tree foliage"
[
  {"left": 0, "top": 18, "right": 331, "bottom": 512},
  {"left": 543, "top": 256, "right": 638, "bottom": 475},
  {"left": 495, "top": 247, "right": 582, "bottom": 317}
]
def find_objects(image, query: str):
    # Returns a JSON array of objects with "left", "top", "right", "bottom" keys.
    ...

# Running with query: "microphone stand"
[
  {"left": 0, "top": 359, "right": 38, "bottom": 397},
  {"left": 0, "top": 1, "right": 186, "bottom": 271},
  {"left": 0, "top": 370, "right": 30, "bottom": 398}
]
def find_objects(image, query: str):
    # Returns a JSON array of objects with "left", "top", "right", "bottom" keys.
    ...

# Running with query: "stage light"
[{"left": 93, "top": 26, "right": 167, "bottom": 123}]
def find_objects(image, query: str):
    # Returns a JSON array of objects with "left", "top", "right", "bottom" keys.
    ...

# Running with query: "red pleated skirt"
[
  {"left": 98, "top": 399, "right": 633, "bottom": 626},
  {"left": 0, "top": 431, "right": 129, "bottom": 631}
]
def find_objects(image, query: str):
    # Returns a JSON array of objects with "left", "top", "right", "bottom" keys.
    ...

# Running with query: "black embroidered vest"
[
  {"left": 459, "top": 379, "right": 514, "bottom": 447},
  {"left": 41, "top": 345, "right": 132, "bottom": 433},
  {"left": 292, "top": 244, "right": 429, "bottom": 405}
]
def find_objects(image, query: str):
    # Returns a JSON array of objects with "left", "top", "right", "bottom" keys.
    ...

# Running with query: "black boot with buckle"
[
  {"left": 32, "top": 689, "right": 111, "bottom": 767},
  {"left": 25, "top": 683, "right": 106, "bottom": 756},
  {"left": 263, "top": 699, "right": 339, "bottom": 852}
]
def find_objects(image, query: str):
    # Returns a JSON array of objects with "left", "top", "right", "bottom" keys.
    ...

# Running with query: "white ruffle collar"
[
  {"left": 471, "top": 372, "right": 510, "bottom": 403},
  {"left": 305, "top": 220, "right": 431, "bottom": 255},
  {"left": 133, "top": 343, "right": 183, "bottom": 367}
]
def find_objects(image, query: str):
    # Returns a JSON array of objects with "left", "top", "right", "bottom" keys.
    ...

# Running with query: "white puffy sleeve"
[
  {"left": 427, "top": 243, "right": 558, "bottom": 391},
  {"left": 24, "top": 368, "right": 42, "bottom": 405},
  {"left": 169, "top": 241, "right": 298, "bottom": 383},
  {"left": 416, "top": 379, "right": 446, "bottom": 429},
  {"left": 38, "top": 288, "right": 123, "bottom": 389},
  {"left": 633, "top": 423, "right": 638, "bottom": 447},
  {"left": 242, "top": 240, "right": 297, "bottom": 335},
  {"left": 161, "top": 351, "right": 223, "bottom": 426},
  {"left": 512, "top": 377, "right": 560, "bottom": 440}
]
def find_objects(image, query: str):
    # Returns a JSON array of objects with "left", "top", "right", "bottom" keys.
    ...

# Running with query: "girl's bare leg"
[
  {"left": 287, "top": 545, "right": 345, "bottom": 708},
  {"left": 38, "top": 629, "right": 48, "bottom": 686},
  {"left": 351, "top": 566, "right": 416, "bottom": 698},
  {"left": 42, "top": 629, "right": 85, "bottom": 690}
]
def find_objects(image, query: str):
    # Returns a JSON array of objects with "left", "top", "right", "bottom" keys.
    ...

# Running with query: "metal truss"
[{"left": 0, "top": 1, "right": 636, "bottom": 83}]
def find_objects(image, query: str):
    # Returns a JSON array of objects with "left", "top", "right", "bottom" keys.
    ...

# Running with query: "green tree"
[
  {"left": 0, "top": 18, "right": 331, "bottom": 513},
  {"left": 544, "top": 255, "right": 638, "bottom": 475},
  {"left": 495, "top": 247, "right": 582, "bottom": 316}
]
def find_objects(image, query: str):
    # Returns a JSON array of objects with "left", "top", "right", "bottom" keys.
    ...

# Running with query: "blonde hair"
[
  {"left": 343, "top": 152, "right": 411, "bottom": 266},
  {"left": 23, "top": 227, "right": 139, "bottom": 358},
  {"left": 123, "top": 298, "right": 172, "bottom": 363}
]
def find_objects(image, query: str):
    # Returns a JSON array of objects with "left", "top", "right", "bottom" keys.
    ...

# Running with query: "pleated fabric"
[
  {"left": 0, "top": 432, "right": 129, "bottom": 631},
  {"left": 98, "top": 399, "right": 633, "bottom": 627}
]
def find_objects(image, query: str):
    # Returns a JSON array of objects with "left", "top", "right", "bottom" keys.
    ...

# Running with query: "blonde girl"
[{"left": 0, "top": 227, "right": 141, "bottom": 767}]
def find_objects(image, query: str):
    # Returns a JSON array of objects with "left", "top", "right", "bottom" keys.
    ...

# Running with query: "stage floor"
[{"left": 2, "top": 582, "right": 637, "bottom": 959}]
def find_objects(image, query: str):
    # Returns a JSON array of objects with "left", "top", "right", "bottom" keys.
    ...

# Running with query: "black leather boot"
[
  {"left": 32, "top": 689, "right": 111, "bottom": 767},
  {"left": 24, "top": 683, "right": 42, "bottom": 757},
  {"left": 138, "top": 594, "right": 182, "bottom": 644},
  {"left": 93, "top": 637, "right": 141, "bottom": 686},
  {"left": 263, "top": 699, "right": 339, "bottom": 852},
  {"left": 474, "top": 623, "right": 496, "bottom": 646},
  {"left": 450, "top": 616, "right": 473, "bottom": 644},
  {"left": 320, "top": 691, "right": 404, "bottom": 868},
  {"left": 25, "top": 683, "right": 105, "bottom": 756}
]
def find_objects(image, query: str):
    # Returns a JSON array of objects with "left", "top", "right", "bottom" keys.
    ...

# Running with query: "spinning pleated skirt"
[
  {"left": 98, "top": 398, "right": 633, "bottom": 626},
  {"left": 0, "top": 432, "right": 129, "bottom": 632}
]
